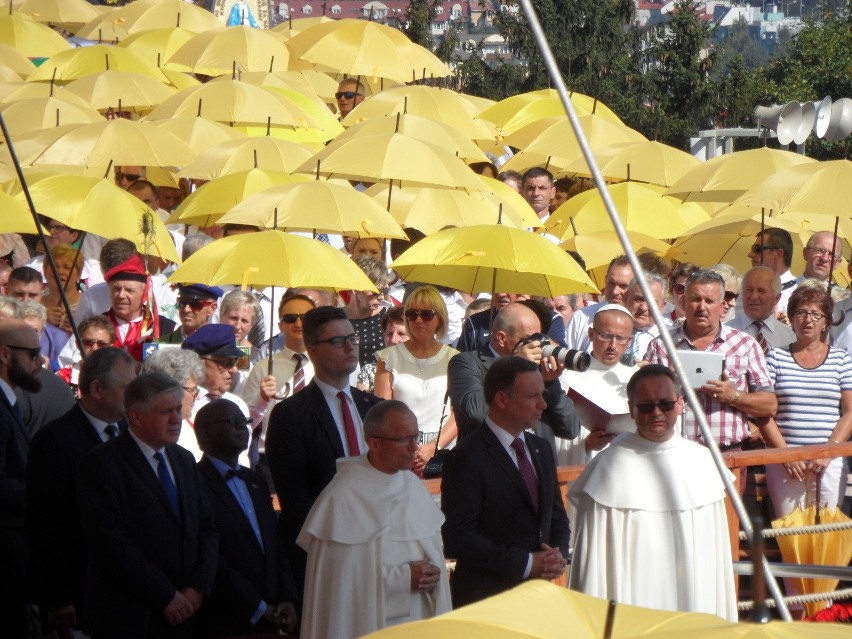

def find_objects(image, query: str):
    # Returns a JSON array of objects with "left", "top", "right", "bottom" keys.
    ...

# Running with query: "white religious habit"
[
  {"left": 568, "top": 432, "right": 737, "bottom": 622},
  {"left": 297, "top": 455, "right": 451, "bottom": 639}
]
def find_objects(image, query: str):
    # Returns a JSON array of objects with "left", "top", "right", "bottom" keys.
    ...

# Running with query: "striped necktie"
[{"left": 753, "top": 320, "right": 769, "bottom": 355}]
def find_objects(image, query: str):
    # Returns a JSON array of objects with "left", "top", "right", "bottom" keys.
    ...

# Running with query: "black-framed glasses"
[
  {"left": 593, "top": 329, "right": 631, "bottom": 345},
  {"left": 371, "top": 431, "right": 421, "bottom": 445},
  {"left": 211, "top": 414, "right": 252, "bottom": 428},
  {"left": 82, "top": 338, "right": 112, "bottom": 349},
  {"left": 723, "top": 291, "right": 739, "bottom": 303},
  {"left": 6, "top": 345, "right": 41, "bottom": 361},
  {"left": 335, "top": 91, "right": 360, "bottom": 99},
  {"left": 116, "top": 172, "right": 142, "bottom": 183},
  {"left": 806, "top": 247, "right": 836, "bottom": 260},
  {"left": 405, "top": 309, "right": 437, "bottom": 322},
  {"left": 634, "top": 399, "right": 678, "bottom": 414},
  {"left": 47, "top": 222, "right": 71, "bottom": 234},
  {"left": 202, "top": 356, "right": 239, "bottom": 370},
  {"left": 178, "top": 296, "right": 215, "bottom": 312},
  {"left": 182, "top": 385, "right": 200, "bottom": 399},
  {"left": 750, "top": 244, "right": 779, "bottom": 254},
  {"left": 312, "top": 333, "right": 359, "bottom": 348},
  {"left": 672, "top": 283, "right": 686, "bottom": 296},
  {"left": 280, "top": 313, "right": 307, "bottom": 324},
  {"left": 792, "top": 310, "right": 825, "bottom": 321}
]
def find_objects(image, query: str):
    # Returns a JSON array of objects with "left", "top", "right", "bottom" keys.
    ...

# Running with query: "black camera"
[{"left": 515, "top": 333, "right": 590, "bottom": 372}]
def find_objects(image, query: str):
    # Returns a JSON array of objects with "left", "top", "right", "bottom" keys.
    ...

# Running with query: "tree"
[{"left": 403, "top": 0, "right": 439, "bottom": 49}]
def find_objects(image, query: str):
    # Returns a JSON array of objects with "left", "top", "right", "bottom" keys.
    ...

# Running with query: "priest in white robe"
[
  {"left": 568, "top": 364, "right": 737, "bottom": 622},
  {"left": 297, "top": 401, "right": 451, "bottom": 639}
]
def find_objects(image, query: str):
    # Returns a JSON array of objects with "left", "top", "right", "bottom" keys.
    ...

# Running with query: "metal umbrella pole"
[{"left": 516, "top": 0, "right": 792, "bottom": 621}]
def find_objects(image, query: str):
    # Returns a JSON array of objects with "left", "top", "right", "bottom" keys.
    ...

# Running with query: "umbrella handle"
[{"left": 815, "top": 469, "right": 823, "bottom": 525}]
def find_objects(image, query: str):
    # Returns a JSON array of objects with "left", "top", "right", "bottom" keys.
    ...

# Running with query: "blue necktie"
[
  {"left": 104, "top": 424, "right": 119, "bottom": 440},
  {"left": 11, "top": 401, "right": 24, "bottom": 427},
  {"left": 154, "top": 452, "right": 179, "bottom": 516}
]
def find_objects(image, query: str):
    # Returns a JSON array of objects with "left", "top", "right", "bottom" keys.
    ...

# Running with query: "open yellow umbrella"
[
  {"left": 150, "top": 116, "right": 246, "bottom": 155},
  {"left": 165, "top": 168, "right": 311, "bottom": 227},
  {"left": 175, "top": 136, "right": 314, "bottom": 180},
  {"left": 28, "top": 44, "right": 169, "bottom": 83},
  {"left": 0, "top": 64, "right": 23, "bottom": 82},
  {"left": 391, "top": 224, "right": 597, "bottom": 296},
  {"left": 270, "top": 16, "right": 336, "bottom": 39},
  {"left": 218, "top": 180, "right": 408, "bottom": 239},
  {"left": 561, "top": 231, "right": 677, "bottom": 271},
  {"left": 63, "top": 70, "right": 177, "bottom": 112},
  {"left": 559, "top": 141, "right": 701, "bottom": 188},
  {"left": 7, "top": 175, "right": 179, "bottom": 262},
  {"left": 214, "top": 69, "right": 336, "bottom": 102},
  {"left": 0, "top": 96, "right": 105, "bottom": 134},
  {"left": 76, "top": 0, "right": 220, "bottom": 41},
  {"left": 116, "top": 27, "right": 197, "bottom": 68},
  {"left": 168, "top": 230, "right": 378, "bottom": 292},
  {"left": 17, "top": 0, "right": 99, "bottom": 30},
  {"left": 0, "top": 82, "right": 89, "bottom": 108},
  {"left": 0, "top": 42, "right": 35, "bottom": 76},
  {"left": 163, "top": 26, "right": 292, "bottom": 76},
  {"left": 0, "top": 190, "right": 40, "bottom": 234},
  {"left": 0, "top": 12, "right": 70, "bottom": 57}
]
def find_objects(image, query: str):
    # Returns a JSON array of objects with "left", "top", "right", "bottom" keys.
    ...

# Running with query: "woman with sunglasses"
[
  {"left": 709, "top": 263, "right": 741, "bottom": 323},
  {"left": 374, "top": 286, "right": 458, "bottom": 476},
  {"left": 763, "top": 285, "right": 852, "bottom": 521},
  {"left": 666, "top": 262, "right": 698, "bottom": 323}
]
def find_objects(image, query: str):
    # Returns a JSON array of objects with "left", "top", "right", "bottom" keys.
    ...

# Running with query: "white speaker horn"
[
  {"left": 754, "top": 102, "right": 802, "bottom": 146},
  {"left": 793, "top": 101, "right": 816, "bottom": 144},
  {"left": 812, "top": 96, "right": 832, "bottom": 138},
  {"left": 824, "top": 97, "right": 852, "bottom": 142}
]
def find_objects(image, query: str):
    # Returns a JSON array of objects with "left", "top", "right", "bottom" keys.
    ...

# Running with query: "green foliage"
[{"left": 404, "top": 0, "right": 439, "bottom": 49}]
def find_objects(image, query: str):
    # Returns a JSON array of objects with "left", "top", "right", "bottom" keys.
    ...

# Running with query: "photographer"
[{"left": 447, "top": 301, "right": 581, "bottom": 458}]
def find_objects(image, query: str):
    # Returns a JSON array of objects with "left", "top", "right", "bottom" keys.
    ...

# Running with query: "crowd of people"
[{"left": 2, "top": 77, "right": 851, "bottom": 637}]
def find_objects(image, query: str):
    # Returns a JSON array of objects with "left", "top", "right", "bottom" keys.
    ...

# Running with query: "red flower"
[{"left": 805, "top": 602, "right": 852, "bottom": 623}]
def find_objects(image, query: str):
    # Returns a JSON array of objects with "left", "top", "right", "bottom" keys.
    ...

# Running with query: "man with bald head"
[
  {"left": 0, "top": 319, "right": 44, "bottom": 634},
  {"left": 447, "top": 302, "right": 580, "bottom": 452}
]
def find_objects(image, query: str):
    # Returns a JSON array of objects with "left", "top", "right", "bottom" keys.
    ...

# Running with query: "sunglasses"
[
  {"left": 634, "top": 399, "right": 678, "bottom": 414},
  {"left": 672, "top": 283, "right": 686, "bottom": 296},
  {"left": 7, "top": 345, "right": 41, "bottom": 361},
  {"left": 280, "top": 313, "right": 307, "bottom": 324},
  {"left": 724, "top": 291, "right": 739, "bottom": 303},
  {"left": 405, "top": 309, "right": 437, "bottom": 322},
  {"left": 335, "top": 91, "right": 360, "bottom": 99},
  {"left": 202, "top": 356, "right": 239, "bottom": 370},
  {"left": 82, "top": 338, "right": 112, "bottom": 349},
  {"left": 178, "top": 296, "right": 215, "bottom": 312},
  {"left": 750, "top": 244, "right": 779, "bottom": 254},
  {"left": 312, "top": 334, "right": 359, "bottom": 348},
  {"left": 116, "top": 172, "right": 142, "bottom": 183}
]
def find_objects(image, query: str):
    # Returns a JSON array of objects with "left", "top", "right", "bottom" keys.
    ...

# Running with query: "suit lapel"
[
  {"left": 118, "top": 434, "right": 182, "bottom": 524},
  {"left": 166, "top": 446, "right": 189, "bottom": 522},
  {"left": 200, "top": 457, "right": 264, "bottom": 552},
  {"left": 481, "top": 426, "right": 538, "bottom": 513},
  {"left": 307, "top": 382, "right": 345, "bottom": 457},
  {"left": 0, "top": 391, "right": 28, "bottom": 444}
]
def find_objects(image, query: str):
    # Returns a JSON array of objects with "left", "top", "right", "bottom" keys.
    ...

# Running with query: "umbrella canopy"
[
  {"left": 559, "top": 141, "right": 701, "bottom": 187},
  {"left": 7, "top": 175, "right": 179, "bottom": 262},
  {"left": 28, "top": 44, "right": 169, "bottom": 83},
  {"left": 0, "top": 82, "right": 91, "bottom": 107},
  {"left": 175, "top": 136, "right": 315, "bottom": 180},
  {"left": 0, "top": 96, "right": 105, "bottom": 134},
  {"left": 390, "top": 225, "right": 597, "bottom": 296},
  {"left": 665, "top": 147, "right": 817, "bottom": 203},
  {"left": 561, "top": 231, "right": 677, "bottom": 271},
  {"left": 63, "top": 70, "right": 177, "bottom": 112},
  {"left": 116, "top": 27, "right": 197, "bottom": 68},
  {"left": 166, "top": 168, "right": 312, "bottom": 227},
  {"left": 218, "top": 180, "right": 408, "bottom": 238},
  {"left": 17, "top": 0, "right": 100, "bottom": 30},
  {"left": 150, "top": 116, "right": 246, "bottom": 154},
  {"left": 0, "top": 42, "right": 36, "bottom": 76},
  {"left": 214, "top": 69, "right": 336, "bottom": 102},
  {"left": 76, "top": 0, "right": 220, "bottom": 41},
  {"left": 270, "top": 16, "right": 336, "bottom": 39},
  {"left": 0, "top": 12, "right": 70, "bottom": 57},
  {"left": 163, "top": 26, "right": 292, "bottom": 76},
  {"left": 0, "top": 190, "right": 41, "bottom": 234},
  {"left": 168, "top": 230, "right": 378, "bottom": 292}
]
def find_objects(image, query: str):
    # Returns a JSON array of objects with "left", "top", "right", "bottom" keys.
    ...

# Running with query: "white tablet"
[{"left": 675, "top": 350, "right": 724, "bottom": 389}]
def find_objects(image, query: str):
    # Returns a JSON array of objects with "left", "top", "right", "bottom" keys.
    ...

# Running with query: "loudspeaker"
[
  {"left": 793, "top": 101, "right": 816, "bottom": 145},
  {"left": 754, "top": 103, "right": 801, "bottom": 146},
  {"left": 824, "top": 97, "right": 852, "bottom": 142},
  {"left": 812, "top": 96, "right": 832, "bottom": 138}
]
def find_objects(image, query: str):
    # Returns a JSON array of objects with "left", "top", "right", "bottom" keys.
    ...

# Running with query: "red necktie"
[
  {"left": 510, "top": 438, "right": 539, "bottom": 512},
  {"left": 292, "top": 354, "right": 306, "bottom": 393},
  {"left": 337, "top": 391, "right": 361, "bottom": 455},
  {"left": 753, "top": 320, "right": 769, "bottom": 355}
]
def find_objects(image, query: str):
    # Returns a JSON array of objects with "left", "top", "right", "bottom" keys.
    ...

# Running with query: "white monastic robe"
[
  {"left": 297, "top": 456, "right": 451, "bottom": 639},
  {"left": 568, "top": 432, "right": 737, "bottom": 622}
]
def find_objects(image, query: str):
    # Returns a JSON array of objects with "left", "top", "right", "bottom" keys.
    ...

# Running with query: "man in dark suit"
[
  {"left": 0, "top": 319, "right": 44, "bottom": 636},
  {"left": 442, "top": 356, "right": 569, "bottom": 608},
  {"left": 26, "top": 347, "right": 135, "bottom": 636},
  {"left": 194, "top": 398, "right": 298, "bottom": 637},
  {"left": 447, "top": 302, "right": 580, "bottom": 449},
  {"left": 266, "top": 306, "right": 382, "bottom": 598},
  {"left": 77, "top": 372, "right": 218, "bottom": 639}
]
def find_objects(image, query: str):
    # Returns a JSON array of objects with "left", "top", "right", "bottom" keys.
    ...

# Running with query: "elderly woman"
[
  {"left": 219, "top": 289, "right": 263, "bottom": 394},
  {"left": 357, "top": 305, "right": 409, "bottom": 393},
  {"left": 709, "top": 264, "right": 741, "bottom": 324},
  {"left": 763, "top": 286, "right": 852, "bottom": 517},
  {"left": 373, "top": 285, "right": 458, "bottom": 475}
]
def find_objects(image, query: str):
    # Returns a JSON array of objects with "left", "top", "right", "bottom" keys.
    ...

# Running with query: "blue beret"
[
  {"left": 178, "top": 283, "right": 223, "bottom": 300},
  {"left": 181, "top": 324, "right": 243, "bottom": 358}
]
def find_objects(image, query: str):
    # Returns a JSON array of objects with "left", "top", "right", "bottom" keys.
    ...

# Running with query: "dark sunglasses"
[
  {"left": 7, "top": 345, "right": 41, "bottom": 361},
  {"left": 202, "top": 356, "right": 239, "bottom": 370},
  {"left": 672, "top": 283, "right": 686, "bottom": 296},
  {"left": 724, "top": 291, "right": 739, "bottom": 303},
  {"left": 405, "top": 309, "right": 437, "bottom": 322},
  {"left": 116, "top": 172, "right": 142, "bottom": 183},
  {"left": 82, "top": 338, "right": 112, "bottom": 349},
  {"left": 750, "top": 244, "right": 779, "bottom": 254},
  {"left": 280, "top": 313, "right": 307, "bottom": 324},
  {"left": 335, "top": 91, "right": 359, "bottom": 99},
  {"left": 634, "top": 399, "right": 678, "bottom": 414},
  {"left": 178, "top": 296, "right": 215, "bottom": 312}
]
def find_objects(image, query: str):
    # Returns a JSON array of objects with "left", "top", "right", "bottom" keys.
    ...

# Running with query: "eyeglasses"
[
  {"left": 116, "top": 172, "right": 142, "bottom": 183},
  {"left": 211, "top": 414, "right": 252, "bottom": 428},
  {"left": 724, "top": 291, "right": 739, "bottom": 303},
  {"left": 202, "top": 356, "right": 239, "bottom": 370},
  {"left": 82, "top": 338, "right": 112, "bottom": 349},
  {"left": 312, "top": 333, "right": 359, "bottom": 348},
  {"left": 178, "top": 296, "right": 215, "bottom": 312},
  {"left": 280, "top": 313, "right": 307, "bottom": 324},
  {"left": 6, "top": 345, "right": 41, "bottom": 361},
  {"left": 405, "top": 309, "right": 437, "bottom": 322},
  {"left": 750, "top": 244, "right": 779, "bottom": 254},
  {"left": 371, "top": 432, "right": 422, "bottom": 445},
  {"left": 593, "top": 329, "right": 631, "bottom": 345},
  {"left": 672, "top": 283, "right": 686, "bottom": 296},
  {"left": 634, "top": 399, "right": 678, "bottom": 414},
  {"left": 806, "top": 247, "right": 837, "bottom": 260},
  {"left": 364, "top": 287, "right": 390, "bottom": 297},
  {"left": 47, "top": 222, "right": 71, "bottom": 234},
  {"left": 792, "top": 310, "right": 825, "bottom": 321},
  {"left": 182, "top": 385, "right": 199, "bottom": 399},
  {"left": 335, "top": 91, "right": 360, "bottom": 99}
]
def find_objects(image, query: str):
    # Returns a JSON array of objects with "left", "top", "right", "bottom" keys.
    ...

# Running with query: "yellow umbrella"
[
  {"left": 270, "top": 16, "right": 336, "bottom": 39},
  {"left": 0, "top": 64, "right": 23, "bottom": 82},
  {"left": 161, "top": 69, "right": 200, "bottom": 91},
  {"left": 168, "top": 230, "right": 378, "bottom": 292},
  {"left": 27, "top": 44, "right": 169, "bottom": 83},
  {"left": 218, "top": 180, "right": 408, "bottom": 238},
  {"left": 0, "top": 81, "right": 94, "bottom": 108},
  {"left": 478, "top": 175, "right": 543, "bottom": 224},
  {"left": 63, "top": 70, "right": 177, "bottom": 112},
  {"left": 176, "top": 137, "right": 315, "bottom": 180},
  {"left": 365, "top": 183, "right": 540, "bottom": 233},
  {"left": 0, "top": 96, "right": 105, "bottom": 134},
  {"left": 334, "top": 113, "right": 488, "bottom": 164},
  {"left": 390, "top": 224, "right": 597, "bottom": 296},
  {"left": 76, "top": 0, "right": 220, "bottom": 41},
  {"left": 344, "top": 85, "right": 498, "bottom": 143},
  {"left": 295, "top": 132, "right": 487, "bottom": 190},
  {"left": 0, "top": 42, "right": 35, "bottom": 76},
  {"left": 166, "top": 168, "right": 312, "bottom": 227},
  {"left": 163, "top": 26, "right": 292, "bottom": 76},
  {"left": 0, "top": 190, "right": 40, "bottom": 234},
  {"left": 7, "top": 175, "right": 179, "bottom": 262},
  {"left": 214, "top": 70, "right": 336, "bottom": 102},
  {"left": 666, "top": 147, "right": 817, "bottom": 204},
  {"left": 17, "top": 0, "right": 100, "bottom": 30},
  {"left": 116, "top": 27, "right": 197, "bottom": 68},
  {"left": 0, "top": 12, "right": 70, "bottom": 58},
  {"left": 559, "top": 141, "right": 701, "bottom": 188},
  {"left": 23, "top": 119, "right": 196, "bottom": 168},
  {"left": 150, "top": 116, "right": 246, "bottom": 155}
]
